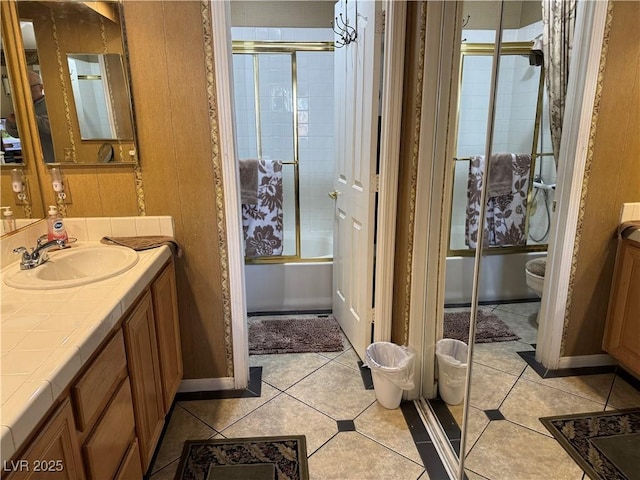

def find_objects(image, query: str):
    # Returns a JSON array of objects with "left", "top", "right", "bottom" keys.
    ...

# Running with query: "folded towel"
[
  {"left": 239, "top": 159, "right": 259, "bottom": 205},
  {"left": 618, "top": 220, "right": 640, "bottom": 239},
  {"left": 487, "top": 153, "right": 514, "bottom": 197},
  {"left": 101, "top": 235, "right": 183, "bottom": 258}
]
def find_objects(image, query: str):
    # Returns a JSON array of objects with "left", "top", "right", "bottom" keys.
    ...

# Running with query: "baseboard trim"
[
  {"left": 178, "top": 377, "right": 235, "bottom": 392},
  {"left": 558, "top": 354, "right": 617, "bottom": 369},
  {"left": 518, "top": 350, "right": 617, "bottom": 378},
  {"left": 175, "top": 367, "right": 263, "bottom": 401}
]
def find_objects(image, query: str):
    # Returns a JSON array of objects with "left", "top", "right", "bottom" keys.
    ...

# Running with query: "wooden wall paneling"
[
  {"left": 62, "top": 167, "right": 138, "bottom": 217},
  {"left": 124, "top": 1, "right": 230, "bottom": 379},
  {"left": 564, "top": 1, "right": 640, "bottom": 356},
  {"left": 162, "top": 0, "right": 228, "bottom": 379}
]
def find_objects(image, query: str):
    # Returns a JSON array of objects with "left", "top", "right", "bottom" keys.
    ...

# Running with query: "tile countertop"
[{"left": 0, "top": 241, "right": 172, "bottom": 464}]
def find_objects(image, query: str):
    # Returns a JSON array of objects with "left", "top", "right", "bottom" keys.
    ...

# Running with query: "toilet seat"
[
  {"left": 525, "top": 257, "right": 546, "bottom": 278},
  {"left": 525, "top": 257, "right": 546, "bottom": 298}
]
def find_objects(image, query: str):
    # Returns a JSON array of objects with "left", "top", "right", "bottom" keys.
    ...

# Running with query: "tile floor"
[
  {"left": 148, "top": 332, "right": 427, "bottom": 480},
  {"left": 148, "top": 303, "right": 640, "bottom": 480},
  {"left": 441, "top": 302, "right": 640, "bottom": 480}
]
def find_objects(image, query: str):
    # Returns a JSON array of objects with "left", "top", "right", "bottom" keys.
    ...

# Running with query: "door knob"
[{"left": 328, "top": 190, "right": 340, "bottom": 200}]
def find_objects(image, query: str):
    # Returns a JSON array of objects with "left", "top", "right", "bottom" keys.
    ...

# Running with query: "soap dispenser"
[
  {"left": 47, "top": 205, "right": 68, "bottom": 241},
  {"left": 1, "top": 206, "right": 16, "bottom": 234}
]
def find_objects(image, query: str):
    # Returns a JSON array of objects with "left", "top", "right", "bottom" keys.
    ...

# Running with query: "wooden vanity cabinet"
[
  {"left": 4, "top": 399, "right": 85, "bottom": 480},
  {"left": 3, "top": 257, "right": 182, "bottom": 480},
  {"left": 603, "top": 239, "right": 640, "bottom": 376},
  {"left": 123, "top": 290, "right": 165, "bottom": 472},
  {"left": 151, "top": 260, "right": 183, "bottom": 414}
]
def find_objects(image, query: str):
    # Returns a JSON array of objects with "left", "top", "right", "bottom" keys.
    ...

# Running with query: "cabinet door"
[
  {"left": 82, "top": 378, "right": 135, "bottom": 480},
  {"left": 603, "top": 241, "right": 640, "bottom": 376},
  {"left": 4, "top": 399, "right": 85, "bottom": 480},
  {"left": 151, "top": 260, "right": 183, "bottom": 414},
  {"left": 114, "top": 439, "right": 143, "bottom": 480},
  {"left": 123, "top": 290, "right": 164, "bottom": 473}
]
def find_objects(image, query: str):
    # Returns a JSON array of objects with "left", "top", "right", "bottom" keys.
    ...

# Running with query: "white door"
[{"left": 332, "top": 0, "right": 382, "bottom": 361}]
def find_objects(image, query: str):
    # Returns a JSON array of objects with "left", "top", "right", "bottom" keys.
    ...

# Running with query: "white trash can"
[
  {"left": 365, "top": 342, "right": 415, "bottom": 409},
  {"left": 435, "top": 339, "right": 468, "bottom": 406}
]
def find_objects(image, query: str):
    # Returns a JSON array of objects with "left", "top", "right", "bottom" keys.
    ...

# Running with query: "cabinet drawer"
[
  {"left": 83, "top": 378, "right": 135, "bottom": 480},
  {"left": 4, "top": 398, "right": 85, "bottom": 480},
  {"left": 115, "top": 439, "right": 143, "bottom": 480},
  {"left": 71, "top": 330, "right": 127, "bottom": 432}
]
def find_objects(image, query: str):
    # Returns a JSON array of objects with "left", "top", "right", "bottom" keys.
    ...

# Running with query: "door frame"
[{"left": 210, "top": 0, "right": 404, "bottom": 389}]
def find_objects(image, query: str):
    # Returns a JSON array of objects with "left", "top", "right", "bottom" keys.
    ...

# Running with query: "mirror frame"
[{"left": 0, "top": 0, "right": 45, "bottom": 222}]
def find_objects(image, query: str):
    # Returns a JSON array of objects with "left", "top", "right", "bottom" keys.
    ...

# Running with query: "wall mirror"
[
  {"left": 426, "top": 0, "right": 561, "bottom": 477},
  {"left": 66, "top": 53, "right": 134, "bottom": 142},
  {"left": 0, "top": 0, "right": 137, "bottom": 232},
  {"left": 11, "top": 1, "right": 138, "bottom": 166}
]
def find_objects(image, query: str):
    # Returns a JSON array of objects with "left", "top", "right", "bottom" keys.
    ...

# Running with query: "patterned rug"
[
  {"left": 174, "top": 436, "right": 309, "bottom": 480},
  {"left": 444, "top": 310, "right": 520, "bottom": 344},
  {"left": 540, "top": 409, "right": 640, "bottom": 480},
  {"left": 248, "top": 314, "right": 344, "bottom": 355}
]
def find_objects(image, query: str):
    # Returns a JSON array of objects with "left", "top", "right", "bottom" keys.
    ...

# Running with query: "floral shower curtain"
[{"left": 542, "top": 0, "right": 577, "bottom": 166}]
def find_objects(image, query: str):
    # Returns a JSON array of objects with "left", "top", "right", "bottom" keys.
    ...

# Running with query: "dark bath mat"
[
  {"left": 248, "top": 315, "right": 344, "bottom": 355},
  {"left": 444, "top": 310, "right": 520, "bottom": 344}
]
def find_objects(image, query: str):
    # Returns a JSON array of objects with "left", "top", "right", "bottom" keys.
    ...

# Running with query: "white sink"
[{"left": 3, "top": 245, "right": 139, "bottom": 290}]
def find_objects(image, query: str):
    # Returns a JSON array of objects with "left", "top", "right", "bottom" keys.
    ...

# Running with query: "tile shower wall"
[{"left": 232, "top": 27, "right": 334, "bottom": 258}]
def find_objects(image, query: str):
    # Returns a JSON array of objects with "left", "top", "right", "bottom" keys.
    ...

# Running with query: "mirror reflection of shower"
[{"left": 450, "top": 41, "right": 555, "bottom": 254}]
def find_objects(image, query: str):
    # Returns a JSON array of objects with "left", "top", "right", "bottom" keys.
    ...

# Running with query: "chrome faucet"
[{"left": 13, "top": 238, "right": 67, "bottom": 270}]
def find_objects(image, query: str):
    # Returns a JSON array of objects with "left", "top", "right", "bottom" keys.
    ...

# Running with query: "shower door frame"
[{"left": 232, "top": 41, "right": 335, "bottom": 265}]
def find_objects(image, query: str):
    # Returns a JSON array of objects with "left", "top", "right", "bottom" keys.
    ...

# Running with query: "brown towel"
[
  {"left": 618, "top": 220, "right": 640, "bottom": 239},
  {"left": 101, "top": 236, "right": 183, "bottom": 258},
  {"left": 239, "top": 159, "right": 259, "bottom": 205},
  {"left": 487, "top": 153, "right": 514, "bottom": 196}
]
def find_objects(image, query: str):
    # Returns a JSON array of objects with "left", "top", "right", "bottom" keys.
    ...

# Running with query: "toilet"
[{"left": 525, "top": 257, "right": 546, "bottom": 323}]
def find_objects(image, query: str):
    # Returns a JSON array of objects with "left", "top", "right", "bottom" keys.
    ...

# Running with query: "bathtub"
[
  {"left": 445, "top": 251, "right": 546, "bottom": 305},
  {"left": 244, "top": 235, "right": 333, "bottom": 313}
]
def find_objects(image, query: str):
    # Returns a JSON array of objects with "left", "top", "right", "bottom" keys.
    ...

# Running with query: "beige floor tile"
[
  {"left": 468, "top": 363, "right": 519, "bottom": 410},
  {"left": 494, "top": 301, "right": 540, "bottom": 318},
  {"left": 464, "top": 421, "right": 584, "bottom": 480},
  {"left": 500, "top": 378, "right": 605, "bottom": 435},
  {"left": 354, "top": 402, "right": 422, "bottom": 464},
  {"left": 150, "top": 405, "right": 216, "bottom": 474},
  {"left": 463, "top": 407, "right": 491, "bottom": 454},
  {"left": 445, "top": 403, "right": 490, "bottom": 453},
  {"left": 149, "top": 459, "right": 179, "bottom": 479},
  {"left": 521, "top": 366, "right": 614, "bottom": 403},
  {"left": 333, "top": 347, "right": 362, "bottom": 371},
  {"left": 464, "top": 469, "right": 491, "bottom": 479},
  {"left": 471, "top": 340, "right": 532, "bottom": 376},
  {"left": 607, "top": 376, "right": 640, "bottom": 409},
  {"left": 221, "top": 393, "right": 338, "bottom": 454},
  {"left": 287, "top": 361, "right": 376, "bottom": 420},
  {"left": 178, "top": 382, "right": 280, "bottom": 431},
  {"left": 249, "top": 353, "right": 330, "bottom": 390},
  {"left": 490, "top": 309, "right": 538, "bottom": 345},
  {"left": 307, "top": 431, "right": 424, "bottom": 480}
]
